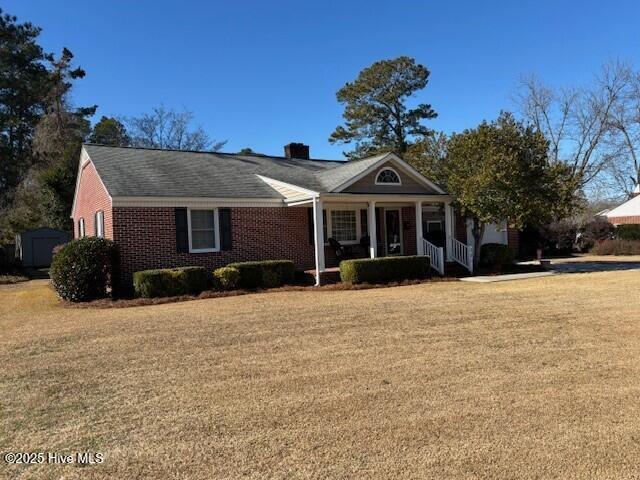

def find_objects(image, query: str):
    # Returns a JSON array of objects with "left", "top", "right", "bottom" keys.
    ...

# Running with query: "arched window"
[{"left": 375, "top": 167, "right": 401, "bottom": 185}]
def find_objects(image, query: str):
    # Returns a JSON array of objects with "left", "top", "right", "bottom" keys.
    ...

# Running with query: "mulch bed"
[{"left": 66, "top": 275, "right": 460, "bottom": 309}]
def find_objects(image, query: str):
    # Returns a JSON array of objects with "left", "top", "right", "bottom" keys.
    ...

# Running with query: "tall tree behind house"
[{"left": 329, "top": 56, "right": 437, "bottom": 160}]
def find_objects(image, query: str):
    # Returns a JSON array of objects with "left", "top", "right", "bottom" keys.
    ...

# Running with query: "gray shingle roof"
[
  {"left": 314, "top": 152, "right": 390, "bottom": 191},
  {"left": 84, "top": 144, "right": 390, "bottom": 199}
]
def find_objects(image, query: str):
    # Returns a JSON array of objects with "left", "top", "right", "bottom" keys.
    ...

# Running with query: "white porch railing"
[
  {"left": 451, "top": 238, "right": 474, "bottom": 274},
  {"left": 423, "top": 239, "right": 444, "bottom": 276}
]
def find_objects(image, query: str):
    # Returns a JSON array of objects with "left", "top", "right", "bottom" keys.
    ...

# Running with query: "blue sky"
[{"left": 6, "top": 0, "right": 640, "bottom": 159}]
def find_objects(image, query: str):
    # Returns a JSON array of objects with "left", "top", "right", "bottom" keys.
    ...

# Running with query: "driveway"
[{"left": 535, "top": 255, "right": 640, "bottom": 274}]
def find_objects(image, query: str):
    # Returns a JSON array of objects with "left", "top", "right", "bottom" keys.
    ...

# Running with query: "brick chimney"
[{"left": 284, "top": 143, "right": 310, "bottom": 159}]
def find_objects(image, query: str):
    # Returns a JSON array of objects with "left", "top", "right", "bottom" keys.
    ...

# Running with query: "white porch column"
[
  {"left": 312, "top": 197, "right": 325, "bottom": 286},
  {"left": 444, "top": 201, "right": 454, "bottom": 261},
  {"left": 367, "top": 200, "right": 377, "bottom": 258},
  {"left": 415, "top": 201, "right": 424, "bottom": 255}
]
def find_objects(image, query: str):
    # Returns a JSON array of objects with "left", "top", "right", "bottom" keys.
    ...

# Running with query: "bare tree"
[
  {"left": 127, "top": 105, "right": 226, "bottom": 151},
  {"left": 516, "top": 63, "right": 628, "bottom": 189},
  {"left": 601, "top": 62, "right": 640, "bottom": 196}
]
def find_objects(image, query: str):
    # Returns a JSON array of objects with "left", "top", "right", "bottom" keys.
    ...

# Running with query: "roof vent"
[{"left": 284, "top": 143, "right": 309, "bottom": 160}]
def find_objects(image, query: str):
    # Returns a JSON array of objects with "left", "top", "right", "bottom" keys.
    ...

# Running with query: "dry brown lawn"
[{"left": 2, "top": 270, "right": 640, "bottom": 479}]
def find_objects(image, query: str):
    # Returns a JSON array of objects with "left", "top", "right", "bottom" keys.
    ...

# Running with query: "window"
[
  {"left": 78, "top": 218, "right": 85, "bottom": 238},
  {"left": 188, "top": 209, "right": 219, "bottom": 252},
  {"left": 426, "top": 220, "right": 442, "bottom": 233},
  {"left": 375, "top": 167, "right": 401, "bottom": 185},
  {"left": 330, "top": 210, "right": 357, "bottom": 242},
  {"left": 95, "top": 211, "right": 105, "bottom": 238}
]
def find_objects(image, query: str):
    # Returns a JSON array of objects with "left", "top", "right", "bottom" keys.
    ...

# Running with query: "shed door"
[{"left": 32, "top": 237, "right": 59, "bottom": 267}]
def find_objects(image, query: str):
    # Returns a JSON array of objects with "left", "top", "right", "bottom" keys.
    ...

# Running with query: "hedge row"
[
  {"left": 226, "top": 260, "right": 295, "bottom": 289},
  {"left": 212, "top": 266, "right": 240, "bottom": 290},
  {"left": 591, "top": 239, "right": 640, "bottom": 255},
  {"left": 340, "top": 255, "right": 430, "bottom": 284},
  {"left": 616, "top": 225, "right": 640, "bottom": 241},
  {"left": 133, "top": 266, "right": 208, "bottom": 298},
  {"left": 132, "top": 260, "right": 297, "bottom": 298}
]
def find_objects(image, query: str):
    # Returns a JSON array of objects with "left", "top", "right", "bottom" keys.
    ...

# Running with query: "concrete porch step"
[{"left": 304, "top": 267, "right": 342, "bottom": 284}]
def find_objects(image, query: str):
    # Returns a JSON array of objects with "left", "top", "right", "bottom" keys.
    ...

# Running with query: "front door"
[{"left": 384, "top": 208, "right": 402, "bottom": 255}]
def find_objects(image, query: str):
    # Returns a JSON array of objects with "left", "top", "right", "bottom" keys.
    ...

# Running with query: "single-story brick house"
[
  {"left": 606, "top": 186, "right": 640, "bottom": 225},
  {"left": 72, "top": 143, "right": 518, "bottom": 286}
]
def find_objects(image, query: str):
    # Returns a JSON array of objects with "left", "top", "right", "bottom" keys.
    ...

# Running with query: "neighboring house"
[
  {"left": 15, "top": 227, "right": 70, "bottom": 267},
  {"left": 606, "top": 186, "right": 640, "bottom": 225},
  {"left": 71, "top": 143, "right": 518, "bottom": 286}
]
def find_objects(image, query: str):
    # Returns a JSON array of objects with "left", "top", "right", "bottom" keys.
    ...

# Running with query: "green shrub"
[
  {"left": 133, "top": 266, "right": 208, "bottom": 298},
  {"left": 50, "top": 237, "right": 119, "bottom": 302},
  {"left": 579, "top": 219, "right": 615, "bottom": 251},
  {"left": 261, "top": 268, "right": 281, "bottom": 288},
  {"left": 539, "top": 219, "right": 578, "bottom": 254},
  {"left": 616, "top": 224, "right": 640, "bottom": 241},
  {"left": 339, "top": 255, "right": 430, "bottom": 284},
  {"left": 591, "top": 239, "right": 640, "bottom": 255},
  {"left": 226, "top": 260, "right": 295, "bottom": 288},
  {"left": 212, "top": 266, "right": 240, "bottom": 290},
  {"left": 479, "top": 243, "right": 515, "bottom": 269}
]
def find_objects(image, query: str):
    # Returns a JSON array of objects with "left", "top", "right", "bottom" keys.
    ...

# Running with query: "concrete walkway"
[
  {"left": 460, "top": 271, "right": 556, "bottom": 283},
  {"left": 461, "top": 255, "right": 640, "bottom": 283}
]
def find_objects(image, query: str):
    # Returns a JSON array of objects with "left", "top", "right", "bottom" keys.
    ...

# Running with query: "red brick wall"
[
  {"left": 72, "top": 160, "right": 112, "bottom": 239},
  {"left": 609, "top": 216, "right": 640, "bottom": 225},
  {"left": 401, "top": 206, "right": 417, "bottom": 256},
  {"left": 112, "top": 206, "right": 316, "bottom": 285}
]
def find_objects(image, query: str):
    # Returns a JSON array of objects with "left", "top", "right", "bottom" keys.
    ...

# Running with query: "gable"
[{"left": 342, "top": 161, "right": 441, "bottom": 195}]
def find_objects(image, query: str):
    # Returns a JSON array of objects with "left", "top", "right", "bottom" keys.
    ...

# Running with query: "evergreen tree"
[
  {"left": 0, "top": 9, "right": 51, "bottom": 208},
  {"left": 89, "top": 116, "right": 130, "bottom": 146},
  {"left": 329, "top": 56, "right": 437, "bottom": 159},
  {"left": 33, "top": 48, "right": 95, "bottom": 231},
  {"left": 445, "top": 112, "right": 578, "bottom": 267}
]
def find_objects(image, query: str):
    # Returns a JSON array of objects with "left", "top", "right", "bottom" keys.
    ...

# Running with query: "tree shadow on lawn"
[{"left": 548, "top": 260, "right": 640, "bottom": 274}]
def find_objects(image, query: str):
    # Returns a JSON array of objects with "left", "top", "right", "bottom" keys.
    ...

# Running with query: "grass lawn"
[
  {"left": 0, "top": 274, "right": 28, "bottom": 285},
  {"left": 2, "top": 270, "right": 640, "bottom": 479}
]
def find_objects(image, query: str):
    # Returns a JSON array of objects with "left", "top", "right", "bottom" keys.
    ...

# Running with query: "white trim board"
[
  {"left": 112, "top": 194, "right": 451, "bottom": 208},
  {"left": 70, "top": 147, "right": 113, "bottom": 218},
  {"left": 321, "top": 193, "right": 452, "bottom": 203},
  {"left": 111, "top": 196, "right": 285, "bottom": 208}
]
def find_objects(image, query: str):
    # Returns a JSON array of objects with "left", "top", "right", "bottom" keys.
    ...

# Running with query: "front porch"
[{"left": 293, "top": 193, "right": 473, "bottom": 285}]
